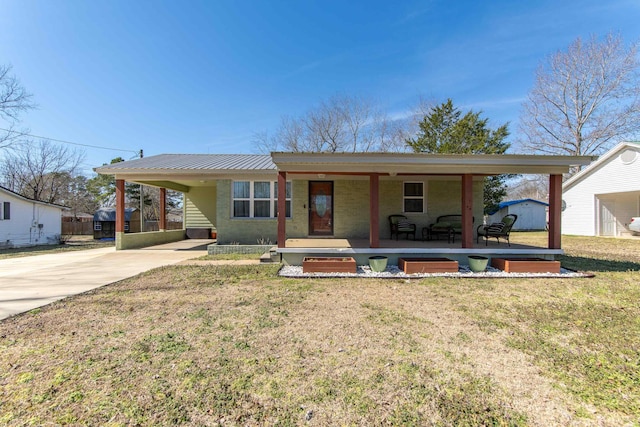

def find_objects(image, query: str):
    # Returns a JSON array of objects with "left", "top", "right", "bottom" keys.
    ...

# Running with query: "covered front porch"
[
  {"left": 272, "top": 152, "right": 594, "bottom": 262},
  {"left": 279, "top": 236, "right": 561, "bottom": 265}
]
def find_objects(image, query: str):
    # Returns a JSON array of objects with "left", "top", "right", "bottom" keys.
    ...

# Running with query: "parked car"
[{"left": 629, "top": 217, "right": 640, "bottom": 234}]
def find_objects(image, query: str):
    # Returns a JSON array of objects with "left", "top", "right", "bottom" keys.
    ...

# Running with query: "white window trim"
[
  {"left": 232, "top": 180, "right": 292, "bottom": 218},
  {"left": 94, "top": 222, "right": 102, "bottom": 231},
  {"left": 403, "top": 181, "right": 425, "bottom": 214}
]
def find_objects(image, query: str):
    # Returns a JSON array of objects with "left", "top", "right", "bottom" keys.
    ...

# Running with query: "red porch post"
[
  {"left": 461, "top": 174, "right": 474, "bottom": 248},
  {"left": 116, "top": 179, "right": 125, "bottom": 233},
  {"left": 277, "top": 171, "right": 286, "bottom": 248},
  {"left": 369, "top": 173, "right": 380, "bottom": 248},
  {"left": 548, "top": 174, "right": 562, "bottom": 249},
  {"left": 159, "top": 187, "right": 167, "bottom": 231}
]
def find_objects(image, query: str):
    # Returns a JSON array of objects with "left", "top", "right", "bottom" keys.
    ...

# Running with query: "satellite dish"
[{"left": 561, "top": 200, "right": 567, "bottom": 211}]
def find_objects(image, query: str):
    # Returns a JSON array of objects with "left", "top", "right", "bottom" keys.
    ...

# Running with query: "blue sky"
[{"left": 1, "top": 0, "right": 639, "bottom": 174}]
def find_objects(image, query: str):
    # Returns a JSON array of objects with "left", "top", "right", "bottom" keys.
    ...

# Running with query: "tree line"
[{"left": 2, "top": 32, "right": 638, "bottom": 214}]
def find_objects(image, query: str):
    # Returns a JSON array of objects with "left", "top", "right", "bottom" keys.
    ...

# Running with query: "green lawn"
[{"left": 0, "top": 234, "right": 638, "bottom": 426}]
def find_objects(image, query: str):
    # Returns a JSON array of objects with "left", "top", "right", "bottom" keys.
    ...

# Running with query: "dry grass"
[
  {"left": 1, "top": 235, "right": 639, "bottom": 426},
  {"left": 0, "top": 236, "right": 114, "bottom": 260}
]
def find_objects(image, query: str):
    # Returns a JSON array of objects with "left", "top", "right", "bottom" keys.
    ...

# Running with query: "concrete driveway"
[{"left": 0, "top": 240, "right": 212, "bottom": 320}]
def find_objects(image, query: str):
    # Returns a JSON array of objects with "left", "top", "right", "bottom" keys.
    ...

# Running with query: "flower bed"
[
  {"left": 491, "top": 257, "right": 561, "bottom": 273},
  {"left": 302, "top": 257, "right": 357, "bottom": 273},
  {"left": 398, "top": 257, "right": 459, "bottom": 274}
]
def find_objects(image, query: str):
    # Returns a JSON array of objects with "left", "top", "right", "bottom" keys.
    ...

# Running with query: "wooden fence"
[
  {"left": 62, "top": 222, "right": 94, "bottom": 235},
  {"left": 62, "top": 221, "right": 183, "bottom": 235}
]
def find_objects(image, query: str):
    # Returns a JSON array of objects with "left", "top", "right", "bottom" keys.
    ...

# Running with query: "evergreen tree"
[{"left": 406, "top": 99, "right": 511, "bottom": 213}]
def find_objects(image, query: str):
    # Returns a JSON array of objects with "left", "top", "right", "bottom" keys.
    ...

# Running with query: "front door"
[{"left": 309, "top": 181, "right": 333, "bottom": 236}]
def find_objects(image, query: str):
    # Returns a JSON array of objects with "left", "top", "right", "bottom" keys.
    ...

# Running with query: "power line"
[{"left": 0, "top": 127, "right": 140, "bottom": 155}]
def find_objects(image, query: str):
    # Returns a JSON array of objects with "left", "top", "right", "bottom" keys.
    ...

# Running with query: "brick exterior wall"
[
  {"left": 210, "top": 177, "right": 485, "bottom": 243},
  {"left": 333, "top": 180, "right": 370, "bottom": 238}
]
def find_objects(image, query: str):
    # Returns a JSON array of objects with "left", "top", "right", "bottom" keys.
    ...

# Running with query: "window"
[
  {"left": 1, "top": 201, "right": 9, "bottom": 220},
  {"left": 403, "top": 182, "right": 424, "bottom": 213},
  {"left": 124, "top": 222, "right": 130, "bottom": 232},
  {"left": 94, "top": 222, "right": 102, "bottom": 231},
  {"left": 232, "top": 180, "right": 291, "bottom": 218},
  {"left": 233, "top": 181, "right": 250, "bottom": 217},
  {"left": 253, "top": 181, "right": 271, "bottom": 218}
]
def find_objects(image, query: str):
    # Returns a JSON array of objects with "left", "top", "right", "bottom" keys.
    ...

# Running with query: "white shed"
[
  {"left": 563, "top": 142, "right": 640, "bottom": 237},
  {"left": 0, "top": 186, "right": 66, "bottom": 248},
  {"left": 488, "top": 199, "right": 548, "bottom": 230}
]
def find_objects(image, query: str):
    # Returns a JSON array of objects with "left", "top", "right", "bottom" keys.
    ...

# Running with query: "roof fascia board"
[
  {"left": 271, "top": 152, "right": 594, "bottom": 174},
  {"left": 276, "top": 164, "right": 575, "bottom": 174},
  {"left": 112, "top": 170, "right": 277, "bottom": 181}
]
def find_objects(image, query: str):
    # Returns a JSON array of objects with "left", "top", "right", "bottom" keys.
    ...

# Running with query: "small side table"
[{"left": 421, "top": 226, "right": 432, "bottom": 241}]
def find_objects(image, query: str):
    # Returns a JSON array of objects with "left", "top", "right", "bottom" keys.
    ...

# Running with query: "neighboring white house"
[
  {"left": 488, "top": 199, "right": 549, "bottom": 230},
  {"left": 563, "top": 142, "right": 640, "bottom": 237},
  {"left": 0, "top": 186, "right": 66, "bottom": 248}
]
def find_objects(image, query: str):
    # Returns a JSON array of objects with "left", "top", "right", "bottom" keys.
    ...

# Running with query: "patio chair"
[
  {"left": 476, "top": 214, "right": 517, "bottom": 246},
  {"left": 388, "top": 215, "right": 416, "bottom": 240}
]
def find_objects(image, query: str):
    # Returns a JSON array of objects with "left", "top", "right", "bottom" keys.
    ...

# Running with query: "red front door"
[{"left": 309, "top": 181, "right": 333, "bottom": 236}]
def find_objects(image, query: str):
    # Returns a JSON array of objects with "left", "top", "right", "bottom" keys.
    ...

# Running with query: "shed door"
[{"left": 600, "top": 200, "right": 616, "bottom": 236}]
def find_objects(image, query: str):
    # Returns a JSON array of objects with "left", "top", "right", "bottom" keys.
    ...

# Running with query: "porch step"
[{"left": 260, "top": 249, "right": 280, "bottom": 264}]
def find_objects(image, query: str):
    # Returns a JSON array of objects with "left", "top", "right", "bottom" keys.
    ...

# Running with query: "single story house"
[
  {"left": 563, "top": 142, "right": 640, "bottom": 237},
  {"left": 488, "top": 199, "right": 549, "bottom": 231},
  {"left": 94, "top": 152, "right": 591, "bottom": 263},
  {"left": 93, "top": 207, "right": 140, "bottom": 239},
  {"left": 0, "top": 185, "right": 66, "bottom": 248}
]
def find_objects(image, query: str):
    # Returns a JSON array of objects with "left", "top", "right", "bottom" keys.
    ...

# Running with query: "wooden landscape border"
[
  {"left": 491, "top": 257, "right": 561, "bottom": 273},
  {"left": 302, "top": 257, "right": 357, "bottom": 273},
  {"left": 398, "top": 257, "right": 459, "bottom": 274}
]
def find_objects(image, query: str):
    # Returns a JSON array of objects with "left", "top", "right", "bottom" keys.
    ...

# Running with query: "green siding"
[{"left": 185, "top": 185, "right": 217, "bottom": 229}]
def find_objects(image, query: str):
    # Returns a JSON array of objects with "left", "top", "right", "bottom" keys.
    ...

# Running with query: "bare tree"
[
  {"left": 380, "top": 95, "right": 437, "bottom": 153},
  {"left": 1, "top": 64, "right": 35, "bottom": 149},
  {"left": 254, "top": 94, "right": 410, "bottom": 153},
  {"left": 1, "top": 139, "right": 85, "bottom": 203},
  {"left": 520, "top": 33, "right": 640, "bottom": 160},
  {"left": 59, "top": 175, "right": 100, "bottom": 218},
  {"left": 506, "top": 175, "right": 550, "bottom": 201}
]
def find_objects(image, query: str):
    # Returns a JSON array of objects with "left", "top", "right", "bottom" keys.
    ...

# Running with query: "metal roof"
[
  {"left": 94, "top": 208, "right": 137, "bottom": 222},
  {"left": 499, "top": 198, "right": 549, "bottom": 208},
  {"left": 487, "top": 199, "right": 548, "bottom": 215},
  {"left": 95, "top": 154, "right": 275, "bottom": 173}
]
